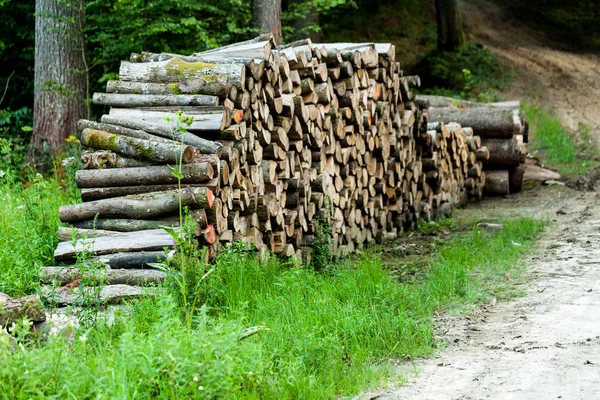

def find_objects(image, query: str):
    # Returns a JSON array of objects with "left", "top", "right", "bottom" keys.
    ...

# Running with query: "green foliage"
[
  {"left": 0, "top": 168, "right": 78, "bottom": 297},
  {"left": 0, "top": 173, "right": 544, "bottom": 399},
  {"left": 524, "top": 104, "right": 598, "bottom": 176},
  {"left": 86, "top": 0, "right": 253, "bottom": 87},
  {"left": 415, "top": 41, "right": 510, "bottom": 101},
  {"left": 311, "top": 214, "right": 333, "bottom": 270},
  {"left": 319, "top": 0, "right": 437, "bottom": 69},
  {"left": 281, "top": 0, "right": 356, "bottom": 41},
  {"left": 0, "top": 0, "right": 35, "bottom": 110},
  {"left": 0, "top": 107, "right": 32, "bottom": 167},
  {"left": 0, "top": 297, "right": 265, "bottom": 399}
]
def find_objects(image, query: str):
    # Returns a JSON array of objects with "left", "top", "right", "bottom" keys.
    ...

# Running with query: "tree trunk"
[
  {"left": 252, "top": 0, "right": 283, "bottom": 45},
  {"left": 29, "top": 0, "right": 87, "bottom": 164},
  {"left": 435, "top": 0, "right": 466, "bottom": 52}
]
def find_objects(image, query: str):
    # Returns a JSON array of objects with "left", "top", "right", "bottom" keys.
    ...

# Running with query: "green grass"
[
  {"left": 0, "top": 168, "right": 78, "bottom": 297},
  {"left": 524, "top": 104, "right": 598, "bottom": 176},
  {"left": 0, "top": 213, "right": 545, "bottom": 399}
]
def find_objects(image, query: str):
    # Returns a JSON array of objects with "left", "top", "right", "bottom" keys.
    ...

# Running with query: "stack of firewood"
[
  {"left": 418, "top": 95, "right": 528, "bottom": 196},
  {"left": 53, "top": 35, "right": 515, "bottom": 277}
]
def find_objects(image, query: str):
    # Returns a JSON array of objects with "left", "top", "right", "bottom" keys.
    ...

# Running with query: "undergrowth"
[
  {"left": 415, "top": 41, "right": 511, "bottom": 102},
  {"left": 524, "top": 104, "right": 598, "bottom": 176},
  {"left": 0, "top": 138, "right": 80, "bottom": 297},
  {"left": 0, "top": 215, "right": 544, "bottom": 399}
]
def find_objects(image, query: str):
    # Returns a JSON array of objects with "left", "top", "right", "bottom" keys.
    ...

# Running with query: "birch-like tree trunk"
[
  {"left": 252, "top": 0, "right": 283, "bottom": 45},
  {"left": 28, "top": 0, "right": 88, "bottom": 165}
]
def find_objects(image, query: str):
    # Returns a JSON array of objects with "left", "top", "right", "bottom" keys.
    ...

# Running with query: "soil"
[
  {"left": 358, "top": 187, "right": 600, "bottom": 399},
  {"left": 355, "top": 3, "right": 600, "bottom": 397}
]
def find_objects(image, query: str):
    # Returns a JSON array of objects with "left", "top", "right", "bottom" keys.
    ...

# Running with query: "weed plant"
[
  {"left": 0, "top": 216, "right": 544, "bottom": 399},
  {"left": 525, "top": 104, "right": 598, "bottom": 176}
]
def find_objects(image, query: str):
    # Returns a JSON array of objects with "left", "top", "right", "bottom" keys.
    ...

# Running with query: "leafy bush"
[{"left": 415, "top": 41, "right": 511, "bottom": 101}]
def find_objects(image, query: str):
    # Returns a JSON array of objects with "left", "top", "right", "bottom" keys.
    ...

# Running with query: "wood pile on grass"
[{"left": 45, "top": 35, "right": 528, "bottom": 303}]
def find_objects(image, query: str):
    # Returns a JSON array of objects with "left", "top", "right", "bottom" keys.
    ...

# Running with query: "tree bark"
[
  {"left": 29, "top": 0, "right": 88, "bottom": 164},
  {"left": 252, "top": 0, "right": 283, "bottom": 45},
  {"left": 59, "top": 187, "right": 215, "bottom": 222},
  {"left": 75, "top": 163, "right": 214, "bottom": 188},
  {"left": 92, "top": 93, "right": 219, "bottom": 108},
  {"left": 80, "top": 129, "right": 194, "bottom": 164},
  {"left": 435, "top": 0, "right": 466, "bottom": 52},
  {"left": 39, "top": 267, "right": 166, "bottom": 286}
]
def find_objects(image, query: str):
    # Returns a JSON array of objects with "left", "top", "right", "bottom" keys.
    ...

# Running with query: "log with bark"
[{"left": 59, "top": 187, "right": 215, "bottom": 222}]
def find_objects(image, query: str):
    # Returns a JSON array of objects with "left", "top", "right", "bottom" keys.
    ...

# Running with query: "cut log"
[
  {"left": 91, "top": 251, "right": 171, "bottom": 268},
  {"left": 58, "top": 227, "right": 121, "bottom": 242},
  {"left": 54, "top": 229, "right": 177, "bottom": 260},
  {"left": 119, "top": 58, "right": 246, "bottom": 89},
  {"left": 40, "top": 267, "right": 166, "bottom": 286},
  {"left": 72, "top": 219, "right": 178, "bottom": 232},
  {"left": 107, "top": 108, "right": 229, "bottom": 135},
  {"left": 75, "top": 163, "right": 214, "bottom": 188},
  {"left": 429, "top": 108, "right": 521, "bottom": 138},
  {"left": 93, "top": 93, "right": 219, "bottom": 107},
  {"left": 59, "top": 187, "right": 215, "bottom": 222},
  {"left": 100, "top": 115, "right": 222, "bottom": 154},
  {"left": 41, "top": 284, "right": 158, "bottom": 306},
  {"left": 82, "top": 150, "right": 153, "bottom": 169},
  {"left": 77, "top": 119, "right": 177, "bottom": 144},
  {"left": 80, "top": 129, "right": 194, "bottom": 164},
  {"left": 79, "top": 180, "right": 219, "bottom": 201},
  {"left": 480, "top": 138, "right": 521, "bottom": 167},
  {"left": 0, "top": 294, "right": 46, "bottom": 327},
  {"left": 484, "top": 170, "right": 510, "bottom": 196},
  {"left": 106, "top": 80, "right": 228, "bottom": 98}
]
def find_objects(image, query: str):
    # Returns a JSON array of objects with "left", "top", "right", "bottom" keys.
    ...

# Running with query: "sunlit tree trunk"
[
  {"left": 252, "top": 0, "right": 283, "bottom": 45},
  {"left": 435, "top": 0, "right": 465, "bottom": 52},
  {"left": 28, "top": 0, "right": 88, "bottom": 166}
]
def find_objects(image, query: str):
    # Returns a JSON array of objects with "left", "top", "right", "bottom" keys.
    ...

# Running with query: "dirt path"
[
  {"left": 461, "top": 0, "right": 600, "bottom": 147},
  {"left": 358, "top": 188, "right": 600, "bottom": 399}
]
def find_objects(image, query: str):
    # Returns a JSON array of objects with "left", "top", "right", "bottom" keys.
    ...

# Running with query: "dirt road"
[
  {"left": 357, "top": 188, "right": 600, "bottom": 399},
  {"left": 461, "top": 0, "right": 600, "bottom": 147}
]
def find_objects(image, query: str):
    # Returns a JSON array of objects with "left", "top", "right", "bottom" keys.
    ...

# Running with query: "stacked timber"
[
  {"left": 418, "top": 95, "right": 528, "bottom": 196},
  {"left": 51, "top": 35, "right": 507, "bottom": 288}
]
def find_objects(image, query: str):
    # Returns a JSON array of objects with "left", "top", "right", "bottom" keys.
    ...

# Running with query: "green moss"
[
  {"left": 165, "top": 58, "right": 218, "bottom": 80},
  {"left": 169, "top": 83, "right": 182, "bottom": 94}
]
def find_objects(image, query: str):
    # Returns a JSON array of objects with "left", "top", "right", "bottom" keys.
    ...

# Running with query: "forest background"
[{"left": 1, "top": 0, "right": 599, "bottom": 166}]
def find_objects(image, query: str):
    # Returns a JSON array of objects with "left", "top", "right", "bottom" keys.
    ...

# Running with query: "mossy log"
[
  {"left": 106, "top": 79, "right": 229, "bottom": 98},
  {"left": 75, "top": 163, "right": 214, "bottom": 188},
  {"left": 0, "top": 293, "right": 46, "bottom": 327},
  {"left": 93, "top": 93, "right": 219, "bottom": 107},
  {"left": 79, "top": 179, "right": 219, "bottom": 201},
  {"left": 80, "top": 129, "right": 194, "bottom": 164},
  {"left": 119, "top": 58, "right": 246, "bottom": 90},
  {"left": 59, "top": 187, "right": 214, "bottom": 222},
  {"left": 39, "top": 267, "right": 166, "bottom": 286},
  {"left": 100, "top": 114, "right": 222, "bottom": 154},
  {"left": 81, "top": 150, "right": 153, "bottom": 170},
  {"left": 77, "top": 119, "right": 176, "bottom": 144}
]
